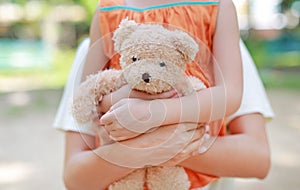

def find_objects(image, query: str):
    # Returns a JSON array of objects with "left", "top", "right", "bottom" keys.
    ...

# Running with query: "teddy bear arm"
[
  {"left": 72, "top": 74, "right": 102, "bottom": 124},
  {"left": 93, "top": 69, "right": 126, "bottom": 98},
  {"left": 187, "top": 76, "right": 207, "bottom": 92},
  {"left": 177, "top": 76, "right": 206, "bottom": 96},
  {"left": 72, "top": 70, "right": 126, "bottom": 124}
]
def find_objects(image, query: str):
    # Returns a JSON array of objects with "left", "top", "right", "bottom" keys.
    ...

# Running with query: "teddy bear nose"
[{"left": 142, "top": 73, "right": 151, "bottom": 83}]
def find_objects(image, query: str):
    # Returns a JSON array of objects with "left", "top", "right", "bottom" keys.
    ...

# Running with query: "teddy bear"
[{"left": 72, "top": 18, "right": 208, "bottom": 190}]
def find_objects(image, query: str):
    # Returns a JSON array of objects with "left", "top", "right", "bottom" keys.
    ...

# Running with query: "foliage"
[
  {"left": 243, "top": 31, "right": 300, "bottom": 89},
  {"left": 1, "top": 0, "right": 299, "bottom": 90},
  {"left": 281, "top": 0, "right": 298, "bottom": 11},
  {"left": 3, "top": 0, "right": 98, "bottom": 23},
  {"left": 243, "top": 31, "right": 300, "bottom": 69}
]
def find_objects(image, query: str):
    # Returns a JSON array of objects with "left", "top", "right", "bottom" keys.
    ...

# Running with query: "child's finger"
[
  {"left": 179, "top": 139, "right": 202, "bottom": 158},
  {"left": 156, "top": 89, "right": 178, "bottom": 99},
  {"left": 170, "top": 92, "right": 183, "bottom": 98},
  {"left": 173, "top": 138, "right": 204, "bottom": 163},
  {"left": 99, "top": 111, "right": 115, "bottom": 125},
  {"left": 182, "top": 126, "right": 206, "bottom": 143},
  {"left": 134, "top": 89, "right": 177, "bottom": 100},
  {"left": 109, "top": 97, "right": 132, "bottom": 112},
  {"left": 162, "top": 140, "right": 202, "bottom": 167}
]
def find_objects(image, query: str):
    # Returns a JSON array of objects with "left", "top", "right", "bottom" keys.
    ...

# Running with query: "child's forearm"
[
  {"left": 178, "top": 114, "right": 270, "bottom": 179},
  {"left": 64, "top": 146, "right": 134, "bottom": 190},
  {"left": 158, "top": 85, "right": 241, "bottom": 126},
  {"left": 179, "top": 135, "right": 269, "bottom": 178},
  {"left": 64, "top": 132, "right": 135, "bottom": 190}
]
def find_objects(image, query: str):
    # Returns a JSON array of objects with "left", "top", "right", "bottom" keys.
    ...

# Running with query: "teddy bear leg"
[
  {"left": 108, "top": 169, "right": 146, "bottom": 190},
  {"left": 146, "top": 166, "right": 190, "bottom": 190}
]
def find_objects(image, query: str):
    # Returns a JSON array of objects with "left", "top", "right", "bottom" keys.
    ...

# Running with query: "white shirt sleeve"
[
  {"left": 227, "top": 40, "right": 274, "bottom": 123},
  {"left": 53, "top": 38, "right": 97, "bottom": 136}
]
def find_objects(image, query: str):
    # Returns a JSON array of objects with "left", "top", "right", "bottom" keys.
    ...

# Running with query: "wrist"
[
  {"left": 148, "top": 99, "right": 171, "bottom": 127},
  {"left": 151, "top": 98, "right": 181, "bottom": 126},
  {"left": 170, "top": 93, "right": 201, "bottom": 123}
]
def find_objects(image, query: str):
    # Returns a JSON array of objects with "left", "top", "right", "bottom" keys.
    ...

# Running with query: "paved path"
[
  {"left": 0, "top": 88, "right": 299, "bottom": 190},
  {"left": 235, "top": 89, "right": 300, "bottom": 190}
]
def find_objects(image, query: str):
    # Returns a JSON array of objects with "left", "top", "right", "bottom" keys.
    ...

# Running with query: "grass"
[
  {"left": 260, "top": 69, "right": 300, "bottom": 89},
  {"left": 243, "top": 37, "right": 300, "bottom": 89}
]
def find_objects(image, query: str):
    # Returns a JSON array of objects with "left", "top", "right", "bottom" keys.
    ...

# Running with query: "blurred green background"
[
  {"left": 0, "top": 0, "right": 98, "bottom": 91},
  {"left": 0, "top": 0, "right": 299, "bottom": 190},
  {"left": 0, "top": 0, "right": 299, "bottom": 91}
]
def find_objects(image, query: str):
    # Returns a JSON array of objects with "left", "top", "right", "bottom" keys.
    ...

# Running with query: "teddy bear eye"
[
  {"left": 160, "top": 62, "right": 166, "bottom": 67},
  {"left": 131, "top": 56, "right": 138, "bottom": 62}
]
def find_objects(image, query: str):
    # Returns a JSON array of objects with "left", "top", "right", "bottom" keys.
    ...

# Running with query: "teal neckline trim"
[{"left": 99, "top": 1, "right": 219, "bottom": 12}]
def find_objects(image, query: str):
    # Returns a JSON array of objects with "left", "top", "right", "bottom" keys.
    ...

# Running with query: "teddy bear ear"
[
  {"left": 113, "top": 18, "right": 138, "bottom": 52},
  {"left": 171, "top": 30, "right": 199, "bottom": 62}
]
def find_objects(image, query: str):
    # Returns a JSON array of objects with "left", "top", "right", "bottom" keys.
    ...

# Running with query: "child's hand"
[
  {"left": 161, "top": 131, "right": 207, "bottom": 167},
  {"left": 98, "top": 84, "right": 179, "bottom": 114},
  {"left": 100, "top": 98, "right": 155, "bottom": 140},
  {"left": 129, "top": 87, "right": 180, "bottom": 100},
  {"left": 100, "top": 119, "right": 142, "bottom": 141},
  {"left": 100, "top": 98, "right": 168, "bottom": 138},
  {"left": 96, "top": 123, "right": 205, "bottom": 168}
]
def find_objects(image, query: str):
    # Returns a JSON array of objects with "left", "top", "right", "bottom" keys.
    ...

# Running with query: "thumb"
[
  {"left": 109, "top": 98, "right": 128, "bottom": 111},
  {"left": 99, "top": 112, "right": 114, "bottom": 125}
]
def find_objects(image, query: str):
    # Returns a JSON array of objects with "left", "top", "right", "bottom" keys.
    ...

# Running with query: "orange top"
[{"left": 98, "top": 0, "right": 226, "bottom": 189}]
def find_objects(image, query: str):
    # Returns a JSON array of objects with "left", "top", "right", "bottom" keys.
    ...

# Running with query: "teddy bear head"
[{"left": 113, "top": 19, "right": 199, "bottom": 94}]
